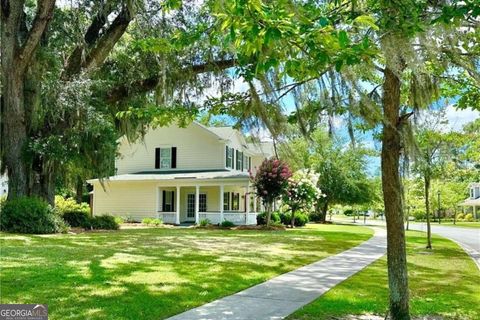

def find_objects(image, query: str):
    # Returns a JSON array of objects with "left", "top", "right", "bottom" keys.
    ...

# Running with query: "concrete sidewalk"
[{"left": 168, "top": 227, "right": 387, "bottom": 320}]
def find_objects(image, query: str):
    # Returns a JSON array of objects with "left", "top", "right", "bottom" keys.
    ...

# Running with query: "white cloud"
[{"left": 445, "top": 105, "right": 480, "bottom": 131}]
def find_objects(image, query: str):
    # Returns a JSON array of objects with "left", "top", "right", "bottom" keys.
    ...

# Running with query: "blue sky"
[{"left": 203, "top": 76, "right": 480, "bottom": 176}]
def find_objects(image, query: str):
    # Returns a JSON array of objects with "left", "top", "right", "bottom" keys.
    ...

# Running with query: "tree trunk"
[
  {"left": 290, "top": 210, "right": 295, "bottom": 228},
  {"left": 1, "top": 7, "right": 29, "bottom": 200},
  {"left": 266, "top": 202, "right": 272, "bottom": 226},
  {"left": 1, "top": 72, "right": 29, "bottom": 200},
  {"left": 76, "top": 176, "right": 84, "bottom": 204},
  {"left": 424, "top": 176, "right": 432, "bottom": 249},
  {"left": 321, "top": 201, "right": 328, "bottom": 223},
  {"left": 381, "top": 66, "right": 410, "bottom": 320}
]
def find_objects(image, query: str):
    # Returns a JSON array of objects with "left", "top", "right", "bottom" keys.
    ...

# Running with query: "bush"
[
  {"left": 455, "top": 213, "right": 465, "bottom": 220},
  {"left": 114, "top": 216, "right": 125, "bottom": 225},
  {"left": 91, "top": 215, "right": 119, "bottom": 230},
  {"left": 63, "top": 210, "right": 91, "bottom": 228},
  {"left": 280, "top": 211, "right": 309, "bottom": 227},
  {"left": 309, "top": 211, "right": 324, "bottom": 222},
  {"left": 221, "top": 220, "right": 235, "bottom": 228},
  {"left": 464, "top": 213, "right": 474, "bottom": 222},
  {"left": 256, "top": 211, "right": 281, "bottom": 225},
  {"left": 55, "top": 195, "right": 89, "bottom": 215},
  {"left": 142, "top": 217, "right": 163, "bottom": 226},
  {"left": 0, "top": 197, "right": 69, "bottom": 234},
  {"left": 343, "top": 209, "right": 354, "bottom": 216},
  {"left": 199, "top": 218, "right": 210, "bottom": 227}
]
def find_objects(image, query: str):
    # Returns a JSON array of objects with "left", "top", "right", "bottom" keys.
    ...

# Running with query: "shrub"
[
  {"left": 114, "top": 216, "right": 125, "bottom": 225},
  {"left": 256, "top": 211, "right": 281, "bottom": 225},
  {"left": 91, "top": 215, "right": 119, "bottom": 230},
  {"left": 343, "top": 209, "right": 354, "bottom": 216},
  {"left": 142, "top": 218, "right": 153, "bottom": 225},
  {"left": 0, "top": 197, "right": 69, "bottom": 234},
  {"left": 309, "top": 211, "right": 324, "bottom": 222},
  {"left": 221, "top": 220, "right": 235, "bottom": 228},
  {"left": 280, "top": 212, "right": 309, "bottom": 227},
  {"left": 199, "top": 218, "right": 210, "bottom": 227},
  {"left": 464, "top": 213, "right": 474, "bottom": 222},
  {"left": 55, "top": 195, "right": 89, "bottom": 215},
  {"left": 63, "top": 210, "right": 91, "bottom": 228},
  {"left": 456, "top": 213, "right": 465, "bottom": 220},
  {"left": 142, "top": 217, "right": 163, "bottom": 226}
]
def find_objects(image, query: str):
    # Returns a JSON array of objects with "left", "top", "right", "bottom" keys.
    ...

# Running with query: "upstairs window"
[
  {"left": 236, "top": 150, "right": 243, "bottom": 170},
  {"left": 475, "top": 187, "right": 480, "bottom": 199},
  {"left": 155, "top": 147, "right": 177, "bottom": 169},
  {"left": 226, "top": 146, "right": 234, "bottom": 168}
]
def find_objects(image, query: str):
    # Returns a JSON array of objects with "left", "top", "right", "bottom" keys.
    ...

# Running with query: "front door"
[{"left": 186, "top": 194, "right": 195, "bottom": 221}]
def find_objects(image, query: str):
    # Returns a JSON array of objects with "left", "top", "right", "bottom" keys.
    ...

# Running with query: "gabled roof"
[{"left": 247, "top": 142, "right": 275, "bottom": 157}]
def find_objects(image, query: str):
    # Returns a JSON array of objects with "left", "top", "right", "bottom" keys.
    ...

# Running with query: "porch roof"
[
  {"left": 459, "top": 198, "right": 480, "bottom": 206},
  {"left": 87, "top": 169, "right": 250, "bottom": 183}
]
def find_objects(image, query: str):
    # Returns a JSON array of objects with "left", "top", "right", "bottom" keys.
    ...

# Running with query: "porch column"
[
  {"left": 176, "top": 186, "right": 180, "bottom": 224},
  {"left": 195, "top": 185, "right": 200, "bottom": 224},
  {"left": 219, "top": 185, "right": 224, "bottom": 222},
  {"left": 245, "top": 184, "right": 250, "bottom": 224},
  {"left": 253, "top": 194, "right": 257, "bottom": 213},
  {"left": 474, "top": 206, "right": 477, "bottom": 219}
]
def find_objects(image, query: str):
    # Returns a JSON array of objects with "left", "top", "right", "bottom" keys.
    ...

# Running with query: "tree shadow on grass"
[{"left": 0, "top": 226, "right": 372, "bottom": 320}]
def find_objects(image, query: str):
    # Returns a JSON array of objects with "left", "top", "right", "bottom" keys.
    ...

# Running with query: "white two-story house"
[
  {"left": 460, "top": 182, "right": 480, "bottom": 219},
  {"left": 87, "top": 122, "right": 274, "bottom": 225}
]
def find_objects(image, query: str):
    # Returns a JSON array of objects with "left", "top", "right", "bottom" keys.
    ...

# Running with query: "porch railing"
[
  {"left": 157, "top": 212, "right": 177, "bottom": 224},
  {"left": 198, "top": 212, "right": 258, "bottom": 225}
]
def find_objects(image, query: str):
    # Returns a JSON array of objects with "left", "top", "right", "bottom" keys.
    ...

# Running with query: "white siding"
[
  {"left": 92, "top": 181, "right": 157, "bottom": 220},
  {"left": 116, "top": 123, "right": 224, "bottom": 174}
]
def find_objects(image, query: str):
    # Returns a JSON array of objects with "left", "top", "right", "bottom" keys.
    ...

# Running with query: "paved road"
[
  {"left": 168, "top": 228, "right": 387, "bottom": 320},
  {"left": 339, "top": 218, "right": 480, "bottom": 269},
  {"left": 408, "top": 222, "right": 480, "bottom": 252}
]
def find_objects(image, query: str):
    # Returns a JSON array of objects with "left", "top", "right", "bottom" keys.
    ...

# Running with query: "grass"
[
  {"left": 0, "top": 224, "right": 372, "bottom": 320},
  {"left": 435, "top": 221, "right": 480, "bottom": 228},
  {"left": 288, "top": 231, "right": 480, "bottom": 320}
]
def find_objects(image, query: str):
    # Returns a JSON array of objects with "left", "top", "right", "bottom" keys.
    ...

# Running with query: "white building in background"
[
  {"left": 87, "top": 122, "right": 274, "bottom": 224},
  {"left": 0, "top": 174, "right": 8, "bottom": 197}
]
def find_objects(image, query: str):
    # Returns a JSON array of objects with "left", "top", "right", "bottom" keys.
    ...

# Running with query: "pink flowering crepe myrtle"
[{"left": 252, "top": 158, "right": 292, "bottom": 207}]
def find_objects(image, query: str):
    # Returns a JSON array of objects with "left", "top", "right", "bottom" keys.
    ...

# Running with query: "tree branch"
[
  {"left": 17, "top": 0, "right": 56, "bottom": 74},
  {"left": 83, "top": 6, "right": 133, "bottom": 72},
  {"left": 62, "top": 3, "right": 132, "bottom": 79},
  {"left": 105, "top": 58, "right": 237, "bottom": 104}
]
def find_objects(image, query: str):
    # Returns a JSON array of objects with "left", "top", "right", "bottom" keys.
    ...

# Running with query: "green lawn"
[
  {"left": 436, "top": 221, "right": 480, "bottom": 228},
  {"left": 0, "top": 224, "right": 372, "bottom": 320},
  {"left": 288, "top": 231, "right": 480, "bottom": 320}
]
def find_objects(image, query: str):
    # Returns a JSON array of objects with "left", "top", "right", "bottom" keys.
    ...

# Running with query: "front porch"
[{"left": 156, "top": 183, "right": 259, "bottom": 225}]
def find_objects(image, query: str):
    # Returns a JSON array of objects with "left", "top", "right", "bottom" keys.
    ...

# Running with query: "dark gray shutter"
[
  {"left": 235, "top": 150, "right": 239, "bottom": 169},
  {"left": 225, "top": 146, "right": 229, "bottom": 167},
  {"left": 248, "top": 157, "right": 251, "bottom": 171},
  {"left": 162, "top": 190, "right": 166, "bottom": 211},
  {"left": 241, "top": 152, "right": 244, "bottom": 171},
  {"left": 155, "top": 148, "right": 160, "bottom": 169},
  {"left": 171, "top": 147, "right": 177, "bottom": 168},
  {"left": 171, "top": 191, "right": 175, "bottom": 211}
]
